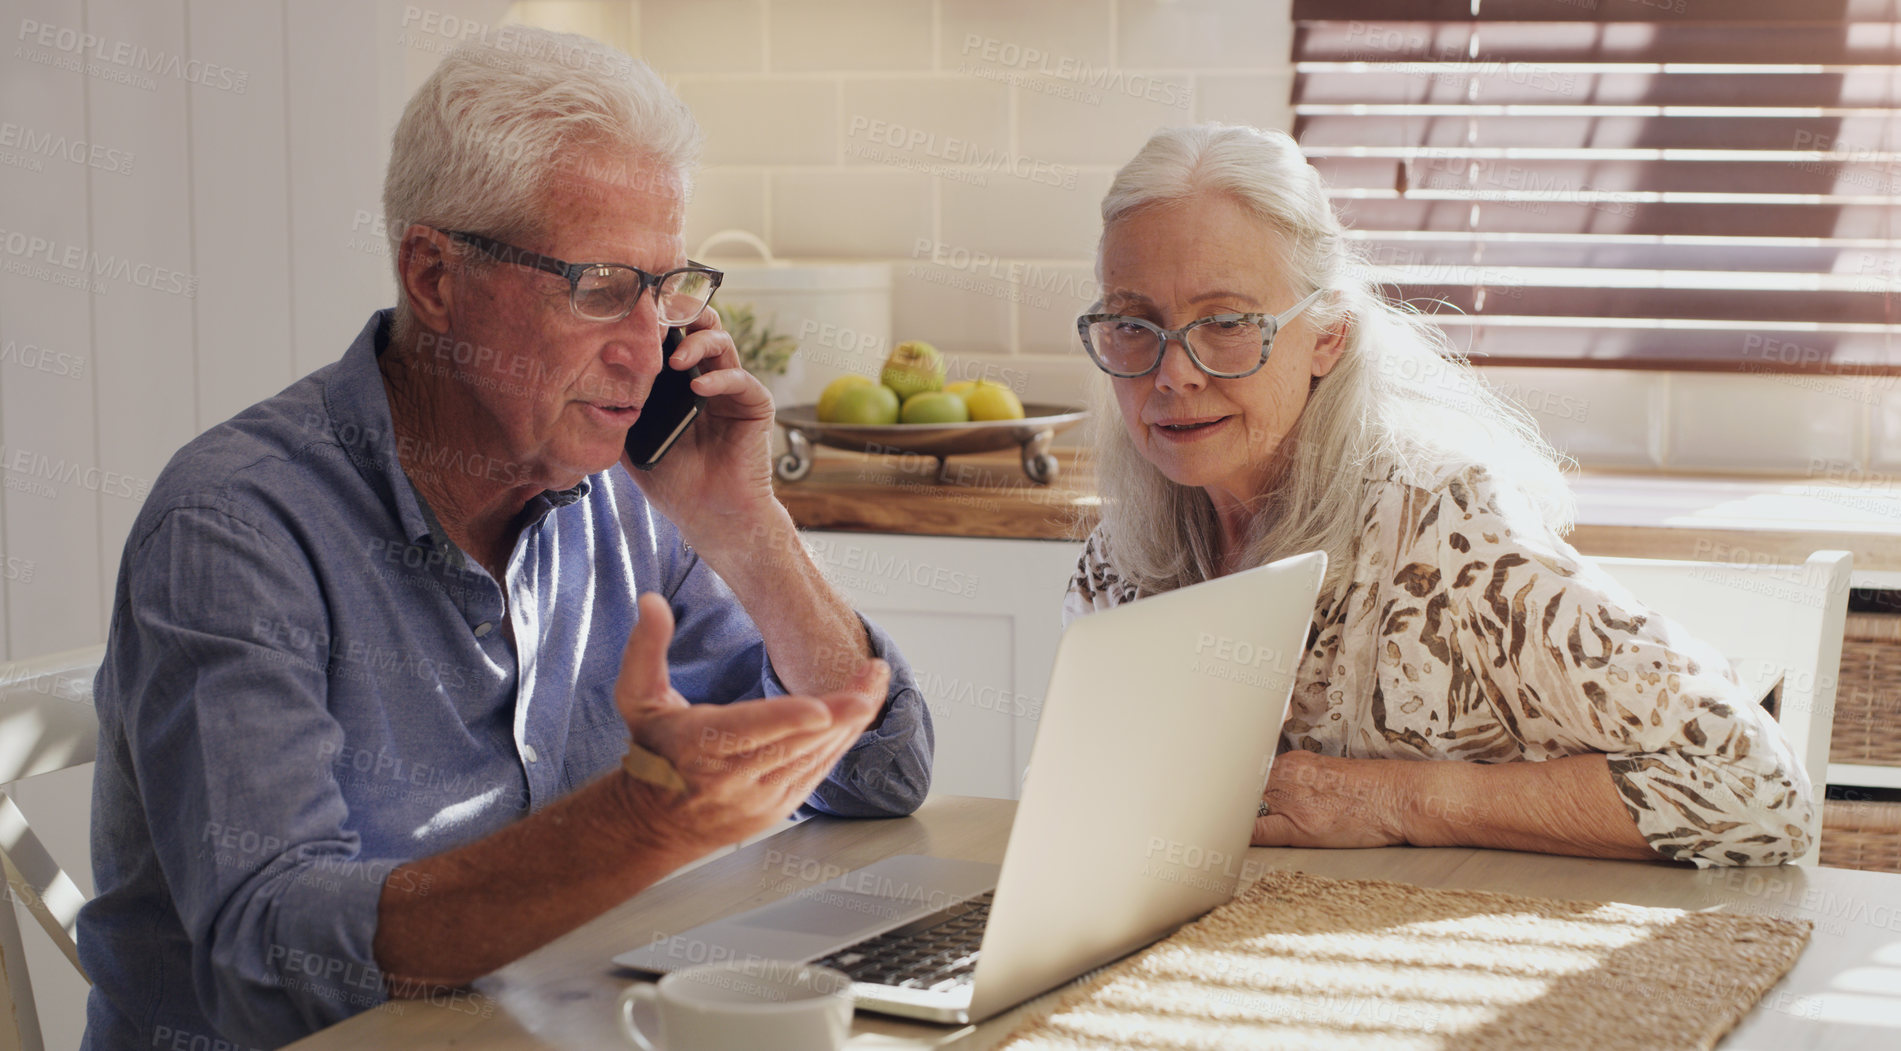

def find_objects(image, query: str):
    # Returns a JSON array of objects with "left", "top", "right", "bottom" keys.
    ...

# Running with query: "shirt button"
[
  {"left": 474, "top": 622, "right": 493, "bottom": 637},
  {"left": 523, "top": 744, "right": 540, "bottom": 764}
]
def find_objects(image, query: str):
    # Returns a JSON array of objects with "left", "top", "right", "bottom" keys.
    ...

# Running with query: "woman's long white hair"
[{"left": 1091, "top": 123, "right": 1574, "bottom": 598}]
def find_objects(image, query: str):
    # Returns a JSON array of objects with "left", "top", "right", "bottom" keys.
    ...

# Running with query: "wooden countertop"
[
  {"left": 773, "top": 447, "right": 1100, "bottom": 541},
  {"left": 1565, "top": 473, "right": 1901, "bottom": 579},
  {"left": 776, "top": 448, "right": 1901, "bottom": 577}
]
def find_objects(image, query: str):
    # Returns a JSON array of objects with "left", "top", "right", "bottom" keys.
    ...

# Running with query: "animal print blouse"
[{"left": 1063, "top": 466, "right": 1815, "bottom": 868}]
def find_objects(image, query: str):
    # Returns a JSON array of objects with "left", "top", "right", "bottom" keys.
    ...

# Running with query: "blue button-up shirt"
[{"left": 78, "top": 310, "right": 932, "bottom": 1050}]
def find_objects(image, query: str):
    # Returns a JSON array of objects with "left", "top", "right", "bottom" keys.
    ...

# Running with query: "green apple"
[
  {"left": 831, "top": 383, "right": 900, "bottom": 425},
  {"left": 900, "top": 390, "right": 971, "bottom": 425},
  {"left": 881, "top": 341, "right": 946, "bottom": 401},
  {"left": 817, "top": 374, "right": 877, "bottom": 422}
]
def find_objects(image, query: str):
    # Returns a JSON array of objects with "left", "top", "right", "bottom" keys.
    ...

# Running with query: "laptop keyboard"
[{"left": 813, "top": 891, "right": 993, "bottom": 993}]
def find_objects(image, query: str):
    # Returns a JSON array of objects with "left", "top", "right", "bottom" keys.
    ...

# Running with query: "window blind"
[{"left": 1290, "top": 0, "right": 1901, "bottom": 373}]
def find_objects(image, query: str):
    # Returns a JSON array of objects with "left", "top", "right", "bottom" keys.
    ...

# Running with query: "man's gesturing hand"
[{"left": 614, "top": 592, "right": 889, "bottom": 853}]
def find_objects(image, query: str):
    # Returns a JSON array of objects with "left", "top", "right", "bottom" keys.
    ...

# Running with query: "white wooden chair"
[
  {"left": 1592, "top": 551, "right": 1851, "bottom": 867},
  {"left": 0, "top": 644, "right": 104, "bottom": 1051}
]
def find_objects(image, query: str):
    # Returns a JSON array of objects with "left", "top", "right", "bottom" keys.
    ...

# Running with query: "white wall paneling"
[
  {"left": 3, "top": 0, "right": 107, "bottom": 1045},
  {"left": 0, "top": 0, "right": 539, "bottom": 659},
  {"left": 188, "top": 0, "right": 295, "bottom": 430},
  {"left": 0, "top": 1, "right": 466, "bottom": 1040},
  {"left": 285, "top": 0, "right": 403, "bottom": 379},
  {"left": 3, "top": 0, "right": 104, "bottom": 664},
  {"left": 85, "top": 0, "right": 199, "bottom": 625}
]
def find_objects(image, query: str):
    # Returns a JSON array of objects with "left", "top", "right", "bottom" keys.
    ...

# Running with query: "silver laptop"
[{"left": 613, "top": 550, "right": 1326, "bottom": 1025}]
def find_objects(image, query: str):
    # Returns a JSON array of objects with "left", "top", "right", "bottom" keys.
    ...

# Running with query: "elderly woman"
[{"left": 1064, "top": 124, "right": 1812, "bottom": 868}]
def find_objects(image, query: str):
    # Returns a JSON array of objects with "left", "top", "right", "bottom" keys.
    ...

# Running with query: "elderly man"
[{"left": 78, "top": 29, "right": 931, "bottom": 1049}]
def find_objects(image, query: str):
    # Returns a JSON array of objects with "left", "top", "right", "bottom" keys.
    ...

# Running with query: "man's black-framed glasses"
[
  {"left": 1076, "top": 288, "right": 1329, "bottom": 379},
  {"left": 445, "top": 229, "right": 723, "bottom": 325}
]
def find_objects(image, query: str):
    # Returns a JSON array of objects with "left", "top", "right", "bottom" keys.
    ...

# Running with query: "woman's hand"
[
  {"left": 1253, "top": 749, "right": 1409, "bottom": 848},
  {"left": 1253, "top": 750, "right": 1659, "bottom": 860}
]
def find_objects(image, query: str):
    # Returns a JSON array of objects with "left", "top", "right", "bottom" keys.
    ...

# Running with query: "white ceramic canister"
[{"left": 694, "top": 230, "right": 893, "bottom": 411}]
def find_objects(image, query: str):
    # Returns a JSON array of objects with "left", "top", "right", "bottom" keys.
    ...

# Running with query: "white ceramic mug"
[{"left": 618, "top": 959, "right": 854, "bottom": 1051}]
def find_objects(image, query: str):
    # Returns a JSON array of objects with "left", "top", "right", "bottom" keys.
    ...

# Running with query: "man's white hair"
[
  {"left": 1089, "top": 123, "right": 1574, "bottom": 598},
  {"left": 382, "top": 27, "right": 701, "bottom": 341}
]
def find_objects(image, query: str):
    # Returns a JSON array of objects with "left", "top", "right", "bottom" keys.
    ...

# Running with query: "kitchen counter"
[
  {"left": 773, "top": 447, "right": 1100, "bottom": 541},
  {"left": 1565, "top": 473, "right": 1901, "bottom": 582},
  {"left": 779, "top": 450, "right": 1901, "bottom": 808},
  {"left": 776, "top": 449, "right": 1901, "bottom": 581}
]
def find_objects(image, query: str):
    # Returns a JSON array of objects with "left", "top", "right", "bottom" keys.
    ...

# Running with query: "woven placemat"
[{"left": 997, "top": 869, "right": 1811, "bottom": 1051}]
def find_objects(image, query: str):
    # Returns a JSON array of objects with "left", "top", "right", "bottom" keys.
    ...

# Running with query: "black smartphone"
[{"left": 623, "top": 326, "right": 706, "bottom": 470}]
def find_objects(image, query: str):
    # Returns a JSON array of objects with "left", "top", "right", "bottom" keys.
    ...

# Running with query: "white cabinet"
[{"left": 805, "top": 531, "right": 1081, "bottom": 800}]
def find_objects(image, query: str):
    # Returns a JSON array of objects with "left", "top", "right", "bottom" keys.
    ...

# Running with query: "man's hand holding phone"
[
  {"left": 620, "top": 308, "right": 784, "bottom": 555},
  {"left": 622, "top": 326, "right": 705, "bottom": 471},
  {"left": 621, "top": 310, "right": 881, "bottom": 712}
]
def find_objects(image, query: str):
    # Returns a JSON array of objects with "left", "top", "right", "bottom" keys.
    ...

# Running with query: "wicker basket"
[
  {"left": 1821, "top": 799, "right": 1901, "bottom": 873},
  {"left": 1821, "top": 611, "right": 1901, "bottom": 872},
  {"left": 1833, "top": 612, "right": 1901, "bottom": 765}
]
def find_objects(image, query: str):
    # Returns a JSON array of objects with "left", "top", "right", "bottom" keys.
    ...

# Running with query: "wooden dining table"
[{"left": 285, "top": 795, "right": 1901, "bottom": 1050}]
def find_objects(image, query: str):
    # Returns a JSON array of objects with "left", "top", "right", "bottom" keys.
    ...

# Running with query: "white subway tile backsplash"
[
  {"left": 643, "top": 4, "right": 1863, "bottom": 484},
  {"left": 1476, "top": 367, "right": 1663, "bottom": 470},
  {"left": 1016, "top": 264, "right": 1103, "bottom": 356},
  {"left": 638, "top": 1, "right": 766, "bottom": 74},
  {"left": 768, "top": 0, "right": 934, "bottom": 72},
  {"left": 1017, "top": 71, "right": 1196, "bottom": 165},
  {"left": 508, "top": 0, "right": 636, "bottom": 46},
  {"left": 770, "top": 169, "right": 933, "bottom": 256},
  {"left": 1116, "top": 0, "right": 1293, "bottom": 70},
  {"left": 1195, "top": 72, "right": 1296, "bottom": 135},
  {"left": 938, "top": 0, "right": 1115, "bottom": 72},
  {"left": 1015, "top": 353, "right": 1101, "bottom": 415},
  {"left": 684, "top": 169, "right": 768, "bottom": 256},
  {"left": 891, "top": 260, "right": 1016, "bottom": 355},
  {"left": 1666, "top": 371, "right": 1868, "bottom": 472},
  {"left": 938, "top": 170, "right": 1111, "bottom": 259},
  {"left": 677, "top": 78, "right": 838, "bottom": 165},
  {"left": 841, "top": 77, "right": 1012, "bottom": 168}
]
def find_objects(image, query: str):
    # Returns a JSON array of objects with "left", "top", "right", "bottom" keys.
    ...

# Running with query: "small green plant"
[{"left": 713, "top": 300, "right": 799, "bottom": 378}]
